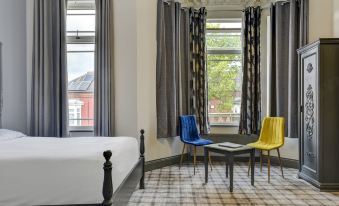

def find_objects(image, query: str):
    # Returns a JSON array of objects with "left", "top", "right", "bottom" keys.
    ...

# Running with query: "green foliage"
[
  {"left": 206, "top": 33, "right": 241, "bottom": 50},
  {"left": 206, "top": 24, "right": 242, "bottom": 113}
]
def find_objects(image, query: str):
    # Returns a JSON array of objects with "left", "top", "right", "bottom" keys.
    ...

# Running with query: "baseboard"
[
  {"left": 145, "top": 154, "right": 188, "bottom": 172},
  {"left": 145, "top": 153, "right": 299, "bottom": 172},
  {"left": 298, "top": 172, "right": 339, "bottom": 191},
  {"left": 259, "top": 156, "right": 299, "bottom": 169}
]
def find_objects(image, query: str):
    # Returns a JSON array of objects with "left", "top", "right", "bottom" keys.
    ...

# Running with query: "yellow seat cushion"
[{"left": 247, "top": 141, "right": 283, "bottom": 150}]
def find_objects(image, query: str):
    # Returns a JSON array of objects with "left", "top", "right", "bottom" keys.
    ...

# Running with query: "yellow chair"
[{"left": 247, "top": 117, "right": 285, "bottom": 183}]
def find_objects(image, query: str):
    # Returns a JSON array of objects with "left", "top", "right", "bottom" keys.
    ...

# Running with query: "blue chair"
[{"left": 179, "top": 115, "right": 213, "bottom": 174}]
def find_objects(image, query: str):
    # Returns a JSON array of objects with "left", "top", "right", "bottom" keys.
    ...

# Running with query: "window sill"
[
  {"left": 210, "top": 124, "right": 239, "bottom": 128},
  {"left": 69, "top": 129, "right": 94, "bottom": 132},
  {"left": 69, "top": 126, "right": 94, "bottom": 132}
]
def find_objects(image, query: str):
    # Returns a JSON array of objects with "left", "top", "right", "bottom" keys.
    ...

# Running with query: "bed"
[{"left": 0, "top": 129, "right": 145, "bottom": 206}]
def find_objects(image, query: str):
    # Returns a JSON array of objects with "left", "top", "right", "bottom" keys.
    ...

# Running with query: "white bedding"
[{"left": 0, "top": 135, "right": 139, "bottom": 206}]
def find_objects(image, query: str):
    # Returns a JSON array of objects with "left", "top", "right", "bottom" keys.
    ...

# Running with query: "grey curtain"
[
  {"left": 156, "top": 0, "right": 208, "bottom": 138},
  {"left": 156, "top": 0, "right": 183, "bottom": 138},
  {"left": 94, "top": 0, "right": 114, "bottom": 136},
  {"left": 270, "top": 0, "right": 308, "bottom": 138},
  {"left": 239, "top": 7, "right": 262, "bottom": 135},
  {"left": 29, "top": 0, "right": 68, "bottom": 137}
]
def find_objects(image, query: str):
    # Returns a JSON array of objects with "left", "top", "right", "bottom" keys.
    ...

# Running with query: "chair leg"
[
  {"left": 268, "top": 150, "right": 271, "bottom": 183},
  {"left": 193, "top": 145, "right": 197, "bottom": 175},
  {"left": 277, "top": 148, "right": 284, "bottom": 178},
  {"left": 179, "top": 144, "right": 186, "bottom": 169},
  {"left": 208, "top": 152, "right": 213, "bottom": 171},
  {"left": 260, "top": 150, "right": 263, "bottom": 173}
]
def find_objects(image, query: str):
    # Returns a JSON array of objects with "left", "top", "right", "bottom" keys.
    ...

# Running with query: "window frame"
[
  {"left": 206, "top": 19, "right": 243, "bottom": 127},
  {"left": 66, "top": 0, "right": 95, "bottom": 132}
]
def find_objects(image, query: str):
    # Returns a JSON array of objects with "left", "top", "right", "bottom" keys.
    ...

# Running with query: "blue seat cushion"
[{"left": 183, "top": 138, "right": 213, "bottom": 146}]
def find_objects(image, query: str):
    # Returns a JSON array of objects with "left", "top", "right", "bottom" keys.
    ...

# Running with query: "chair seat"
[
  {"left": 247, "top": 141, "right": 283, "bottom": 150},
  {"left": 184, "top": 138, "right": 213, "bottom": 146}
]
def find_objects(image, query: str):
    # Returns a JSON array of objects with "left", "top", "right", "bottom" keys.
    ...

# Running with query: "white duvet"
[{"left": 0, "top": 132, "right": 139, "bottom": 206}]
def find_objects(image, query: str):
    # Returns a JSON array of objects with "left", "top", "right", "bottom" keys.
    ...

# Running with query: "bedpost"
[
  {"left": 140, "top": 129, "right": 145, "bottom": 189},
  {"left": 103, "top": 150, "right": 113, "bottom": 206}
]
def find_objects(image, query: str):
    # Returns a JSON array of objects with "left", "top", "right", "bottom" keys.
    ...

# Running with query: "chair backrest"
[
  {"left": 258, "top": 117, "right": 285, "bottom": 146},
  {"left": 179, "top": 115, "right": 200, "bottom": 142}
]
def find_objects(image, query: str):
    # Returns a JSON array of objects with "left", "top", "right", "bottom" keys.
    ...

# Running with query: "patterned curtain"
[
  {"left": 189, "top": 8, "right": 210, "bottom": 135},
  {"left": 239, "top": 7, "right": 261, "bottom": 135}
]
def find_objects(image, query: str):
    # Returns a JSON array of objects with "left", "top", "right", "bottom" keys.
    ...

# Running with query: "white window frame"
[
  {"left": 206, "top": 19, "right": 243, "bottom": 127},
  {"left": 69, "top": 99, "right": 83, "bottom": 127},
  {"left": 67, "top": 0, "right": 95, "bottom": 132}
]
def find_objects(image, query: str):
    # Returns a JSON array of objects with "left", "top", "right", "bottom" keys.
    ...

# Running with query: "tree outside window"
[{"left": 206, "top": 20, "right": 242, "bottom": 126}]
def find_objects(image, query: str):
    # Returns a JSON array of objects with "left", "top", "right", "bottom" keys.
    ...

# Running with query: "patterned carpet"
[{"left": 128, "top": 162, "right": 339, "bottom": 206}]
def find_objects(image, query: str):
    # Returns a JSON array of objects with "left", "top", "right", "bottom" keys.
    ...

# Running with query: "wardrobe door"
[{"left": 301, "top": 47, "right": 318, "bottom": 177}]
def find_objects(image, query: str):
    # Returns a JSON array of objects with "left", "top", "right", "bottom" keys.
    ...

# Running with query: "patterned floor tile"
[{"left": 128, "top": 162, "right": 339, "bottom": 205}]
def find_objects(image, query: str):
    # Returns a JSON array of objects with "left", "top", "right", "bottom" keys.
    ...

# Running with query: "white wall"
[
  {"left": 113, "top": 0, "right": 184, "bottom": 162},
  {"left": 332, "top": 0, "right": 339, "bottom": 37},
  {"left": 309, "top": 0, "right": 334, "bottom": 42},
  {"left": 0, "top": 0, "right": 27, "bottom": 133},
  {"left": 113, "top": 0, "right": 138, "bottom": 138}
]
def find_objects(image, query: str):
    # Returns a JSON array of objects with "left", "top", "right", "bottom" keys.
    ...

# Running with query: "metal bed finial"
[
  {"left": 139, "top": 129, "right": 145, "bottom": 189},
  {"left": 102, "top": 150, "right": 113, "bottom": 206}
]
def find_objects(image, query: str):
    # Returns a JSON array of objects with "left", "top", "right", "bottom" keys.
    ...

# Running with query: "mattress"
[{"left": 0, "top": 135, "right": 139, "bottom": 206}]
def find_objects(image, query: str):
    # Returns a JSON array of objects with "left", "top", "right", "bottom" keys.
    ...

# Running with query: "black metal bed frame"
[{"left": 51, "top": 129, "right": 145, "bottom": 206}]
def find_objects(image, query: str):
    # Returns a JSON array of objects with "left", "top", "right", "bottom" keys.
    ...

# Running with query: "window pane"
[
  {"left": 206, "top": 32, "right": 241, "bottom": 50},
  {"left": 67, "top": 44, "right": 94, "bottom": 52},
  {"left": 66, "top": 31, "right": 95, "bottom": 37},
  {"left": 207, "top": 24, "right": 242, "bottom": 126},
  {"left": 207, "top": 22, "right": 242, "bottom": 29},
  {"left": 67, "top": 52, "right": 94, "bottom": 127},
  {"left": 68, "top": 0, "right": 95, "bottom": 10},
  {"left": 67, "top": 10, "right": 95, "bottom": 15},
  {"left": 66, "top": 0, "right": 95, "bottom": 129},
  {"left": 66, "top": 15, "right": 95, "bottom": 32},
  {"left": 67, "top": 52, "right": 94, "bottom": 81}
]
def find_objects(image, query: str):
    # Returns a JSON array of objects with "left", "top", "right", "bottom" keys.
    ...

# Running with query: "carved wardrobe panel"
[
  {"left": 298, "top": 39, "right": 339, "bottom": 191},
  {"left": 302, "top": 49, "right": 318, "bottom": 174}
]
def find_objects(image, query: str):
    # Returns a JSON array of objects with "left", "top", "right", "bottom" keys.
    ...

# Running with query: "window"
[
  {"left": 66, "top": 0, "right": 95, "bottom": 130},
  {"left": 68, "top": 100, "right": 83, "bottom": 126},
  {"left": 206, "top": 19, "right": 242, "bottom": 126}
]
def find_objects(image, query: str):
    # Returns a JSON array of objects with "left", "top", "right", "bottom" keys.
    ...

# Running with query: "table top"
[{"left": 204, "top": 142, "right": 254, "bottom": 153}]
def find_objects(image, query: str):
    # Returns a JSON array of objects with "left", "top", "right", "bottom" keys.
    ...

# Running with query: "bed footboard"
[{"left": 102, "top": 129, "right": 145, "bottom": 206}]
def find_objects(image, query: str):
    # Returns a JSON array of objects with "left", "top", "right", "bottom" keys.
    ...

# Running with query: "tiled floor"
[{"left": 128, "top": 162, "right": 339, "bottom": 205}]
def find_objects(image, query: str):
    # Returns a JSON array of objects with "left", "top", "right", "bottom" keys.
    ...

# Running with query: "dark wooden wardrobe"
[{"left": 298, "top": 38, "right": 339, "bottom": 190}]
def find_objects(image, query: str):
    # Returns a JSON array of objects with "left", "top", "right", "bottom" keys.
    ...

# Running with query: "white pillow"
[{"left": 0, "top": 129, "right": 26, "bottom": 141}]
